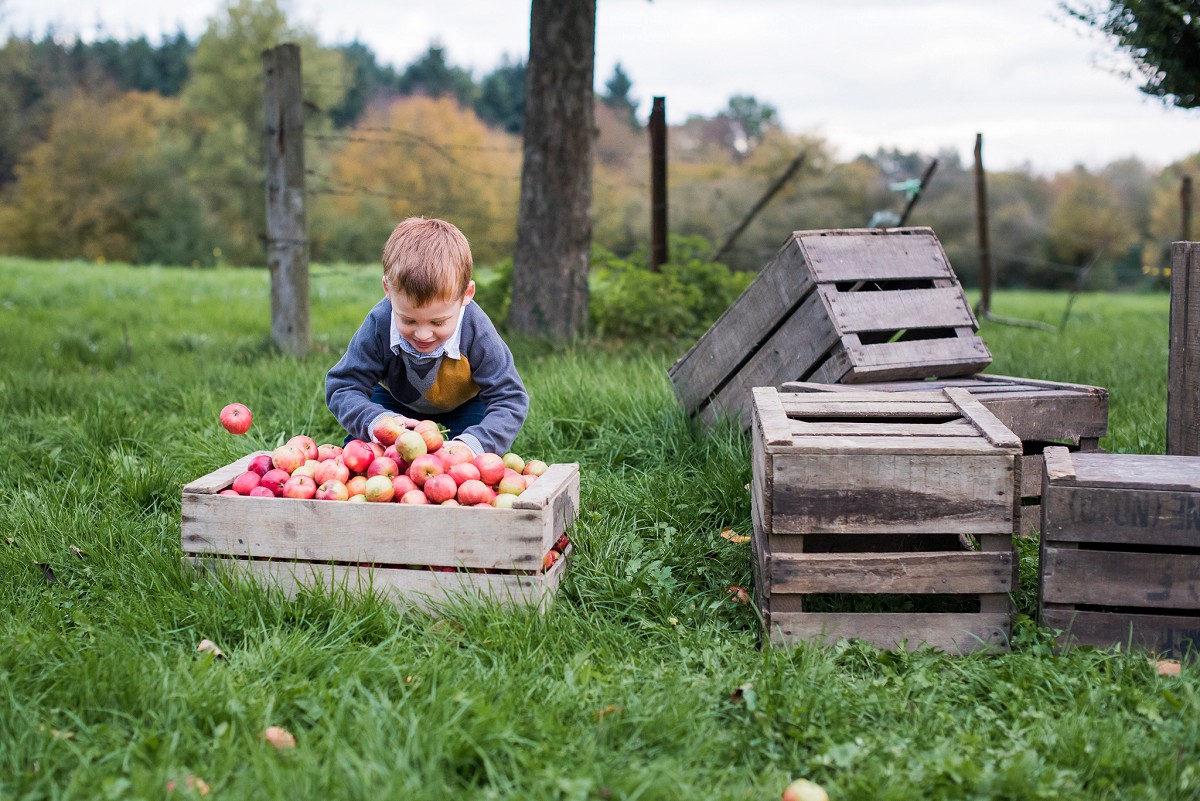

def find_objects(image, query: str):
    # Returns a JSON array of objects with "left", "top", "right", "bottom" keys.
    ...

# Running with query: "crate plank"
[
  {"left": 668, "top": 236, "right": 813, "bottom": 416},
  {"left": 788, "top": 420, "right": 980, "bottom": 437},
  {"left": 841, "top": 337, "right": 993, "bottom": 382},
  {"left": 767, "top": 612, "right": 1009, "bottom": 653},
  {"left": 778, "top": 398, "right": 961, "bottom": 417},
  {"left": 821, "top": 286, "right": 976, "bottom": 333},
  {"left": 1049, "top": 452, "right": 1200, "bottom": 491},
  {"left": 183, "top": 451, "right": 262, "bottom": 494},
  {"left": 1040, "top": 486, "right": 1200, "bottom": 547},
  {"left": 1041, "top": 547, "right": 1200, "bottom": 609},
  {"left": 770, "top": 550, "right": 1011, "bottom": 594},
  {"left": 799, "top": 229, "right": 955, "bottom": 283},
  {"left": 1040, "top": 607, "right": 1200, "bottom": 659},
  {"left": 764, "top": 435, "right": 1004, "bottom": 456}
]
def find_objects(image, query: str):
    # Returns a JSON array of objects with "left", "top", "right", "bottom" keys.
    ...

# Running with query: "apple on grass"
[
  {"left": 259, "top": 468, "right": 291, "bottom": 496},
  {"left": 342, "top": 440, "right": 375, "bottom": 473},
  {"left": 282, "top": 475, "right": 316, "bottom": 500},
  {"left": 271, "top": 443, "right": 306, "bottom": 474},
  {"left": 232, "top": 470, "right": 261, "bottom": 496},
  {"left": 781, "top": 779, "right": 828, "bottom": 801},
  {"left": 363, "top": 474, "right": 395, "bottom": 503},
  {"left": 219, "top": 403, "right": 252, "bottom": 435}
]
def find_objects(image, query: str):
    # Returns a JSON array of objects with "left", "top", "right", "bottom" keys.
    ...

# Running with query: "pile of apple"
[{"left": 219, "top": 416, "right": 548, "bottom": 509}]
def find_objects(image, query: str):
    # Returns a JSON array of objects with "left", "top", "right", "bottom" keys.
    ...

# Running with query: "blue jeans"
[{"left": 343, "top": 386, "right": 487, "bottom": 444}]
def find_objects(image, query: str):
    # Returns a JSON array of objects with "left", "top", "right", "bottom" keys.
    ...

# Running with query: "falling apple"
[{"left": 219, "top": 403, "right": 252, "bottom": 435}]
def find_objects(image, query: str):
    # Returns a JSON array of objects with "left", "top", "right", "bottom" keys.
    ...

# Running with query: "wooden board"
[
  {"left": 1040, "top": 485, "right": 1200, "bottom": 547},
  {"left": 1041, "top": 547, "right": 1200, "bottom": 609},
  {"left": 819, "top": 286, "right": 976, "bottom": 333},
  {"left": 799, "top": 228, "right": 956, "bottom": 283},
  {"left": 1040, "top": 607, "right": 1200, "bottom": 659},
  {"left": 1168, "top": 241, "right": 1200, "bottom": 456},
  {"left": 766, "top": 611, "right": 1010, "bottom": 654},
  {"left": 769, "top": 550, "right": 1012, "bottom": 594}
]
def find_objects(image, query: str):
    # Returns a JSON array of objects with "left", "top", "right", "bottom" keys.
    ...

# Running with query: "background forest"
[{"left": 0, "top": 0, "right": 1194, "bottom": 293}]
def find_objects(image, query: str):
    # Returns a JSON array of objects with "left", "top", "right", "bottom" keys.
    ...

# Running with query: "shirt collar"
[{"left": 389, "top": 301, "right": 467, "bottom": 360}]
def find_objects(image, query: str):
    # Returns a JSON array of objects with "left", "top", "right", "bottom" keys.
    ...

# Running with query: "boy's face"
[{"left": 384, "top": 278, "right": 475, "bottom": 354}]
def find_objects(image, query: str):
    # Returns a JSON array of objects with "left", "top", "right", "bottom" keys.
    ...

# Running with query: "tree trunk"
[{"left": 509, "top": 0, "right": 596, "bottom": 339}]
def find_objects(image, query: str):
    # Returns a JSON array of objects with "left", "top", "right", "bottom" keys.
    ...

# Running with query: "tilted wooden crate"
[
  {"left": 181, "top": 452, "right": 579, "bottom": 613},
  {"left": 670, "top": 227, "right": 991, "bottom": 429},
  {"left": 751, "top": 386, "right": 1021, "bottom": 654},
  {"left": 1039, "top": 448, "right": 1200, "bottom": 658},
  {"left": 783, "top": 374, "right": 1109, "bottom": 536}
]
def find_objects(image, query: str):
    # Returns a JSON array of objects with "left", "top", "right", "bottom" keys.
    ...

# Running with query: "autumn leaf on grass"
[
  {"left": 69, "top": 545, "right": 85, "bottom": 559},
  {"left": 719, "top": 528, "right": 750, "bottom": 544},
  {"left": 593, "top": 704, "right": 623, "bottom": 721},
  {"left": 38, "top": 725, "right": 74, "bottom": 740},
  {"left": 166, "top": 775, "right": 211, "bottom": 796},
  {"left": 729, "top": 683, "right": 757, "bottom": 710},
  {"left": 260, "top": 726, "right": 296, "bottom": 750},
  {"left": 725, "top": 585, "right": 750, "bottom": 604},
  {"left": 196, "top": 639, "right": 225, "bottom": 659},
  {"left": 1155, "top": 659, "right": 1182, "bottom": 676}
]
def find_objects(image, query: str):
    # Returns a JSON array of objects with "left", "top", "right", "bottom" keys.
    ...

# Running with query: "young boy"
[{"left": 325, "top": 217, "right": 528, "bottom": 457}]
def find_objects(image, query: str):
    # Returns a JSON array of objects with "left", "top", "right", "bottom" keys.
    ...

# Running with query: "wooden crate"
[
  {"left": 1039, "top": 448, "right": 1200, "bottom": 658},
  {"left": 181, "top": 452, "right": 580, "bottom": 613},
  {"left": 669, "top": 227, "right": 991, "bottom": 429},
  {"left": 751, "top": 386, "right": 1021, "bottom": 654},
  {"left": 783, "top": 373, "right": 1109, "bottom": 536}
]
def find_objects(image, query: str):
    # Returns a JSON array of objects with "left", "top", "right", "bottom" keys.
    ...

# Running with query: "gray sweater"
[{"left": 325, "top": 298, "right": 528, "bottom": 456}]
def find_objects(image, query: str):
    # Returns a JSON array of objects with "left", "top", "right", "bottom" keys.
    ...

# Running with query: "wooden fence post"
[
  {"left": 973, "top": 133, "right": 992, "bottom": 316},
  {"left": 262, "top": 43, "right": 310, "bottom": 358},
  {"left": 1168, "top": 241, "right": 1199, "bottom": 455},
  {"left": 649, "top": 96, "right": 667, "bottom": 271}
]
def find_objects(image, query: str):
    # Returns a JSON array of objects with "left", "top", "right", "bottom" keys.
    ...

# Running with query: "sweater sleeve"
[
  {"left": 325, "top": 301, "right": 392, "bottom": 441},
  {"left": 458, "top": 304, "right": 529, "bottom": 455}
]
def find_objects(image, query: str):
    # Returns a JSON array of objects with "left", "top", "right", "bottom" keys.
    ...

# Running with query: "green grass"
[{"left": 1, "top": 258, "right": 1197, "bottom": 800}]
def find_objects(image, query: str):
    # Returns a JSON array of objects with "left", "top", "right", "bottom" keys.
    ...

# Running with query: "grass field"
[{"left": 0, "top": 258, "right": 1195, "bottom": 801}]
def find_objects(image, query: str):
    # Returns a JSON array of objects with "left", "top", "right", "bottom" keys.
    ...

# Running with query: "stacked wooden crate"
[
  {"left": 1039, "top": 448, "right": 1200, "bottom": 658},
  {"left": 669, "top": 227, "right": 992, "bottom": 430},
  {"left": 181, "top": 452, "right": 579, "bottom": 613},
  {"left": 751, "top": 386, "right": 1021, "bottom": 653},
  {"left": 783, "top": 374, "right": 1108, "bottom": 536}
]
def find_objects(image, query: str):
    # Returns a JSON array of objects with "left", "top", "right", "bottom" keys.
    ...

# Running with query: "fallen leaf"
[
  {"left": 196, "top": 639, "right": 225, "bottom": 659},
  {"left": 166, "top": 775, "right": 211, "bottom": 796},
  {"left": 592, "top": 704, "right": 623, "bottom": 721},
  {"left": 725, "top": 585, "right": 750, "bottom": 604},
  {"left": 719, "top": 528, "right": 750, "bottom": 544},
  {"left": 1156, "top": 659, "right": 1182, "bottom": 676},
  {"left": 729, "top": 682, "right": 757, "bottom": 710},
  {"left": 260, "top": 725, "right": 296, "bottom": 750},
  {"left": 69, "top": 545, "right": 85, "bottom": 559},
  {"left": 37, "top": 725, "right": 75, "bottom": 740},
  {"left": 35, "top": 562, "right": 56, "bottom": 583}
]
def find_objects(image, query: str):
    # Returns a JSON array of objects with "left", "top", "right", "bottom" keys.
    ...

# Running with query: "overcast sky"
[{"left": 3, "top": 0, "right": 1196, "bottom": 173}]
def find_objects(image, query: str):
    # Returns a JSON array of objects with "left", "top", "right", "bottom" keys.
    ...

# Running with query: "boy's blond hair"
[{"left": 382, "top": 217, "right": 473, "bottom": 306}]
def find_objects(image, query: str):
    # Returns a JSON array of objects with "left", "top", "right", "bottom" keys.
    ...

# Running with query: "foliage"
[
  {"left": 0, "top": 259, "right": 1192, "bottom": 800},
  {"left": 308, "top": 95, "right": 521, "bottom": 266},
  {"left": 588, "top": 236, "right": 756, "bottom": 342},
  {"left": 600, "top": 62, "right": 639, "bottom": 128},
  {"left": 397, "top": 44, "right": 478, "bottom": 107},
  {"left": 1063, "top": 0, "right": 1200, "bottom": 107},
  {"left": 327, "top": 40, "right": 402, "bottom": 129},
  {"left": 474, "top": 55, "right": 526, "bottom": 134}
]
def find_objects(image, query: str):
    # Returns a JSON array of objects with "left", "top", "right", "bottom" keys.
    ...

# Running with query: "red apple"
[
  {"left": 413, "top": 419, "right": 444, "bottom": 453},
  {"left": 372, "top": 415, "right": 408, "bottom": 447},
  {"left": 472, "top": 453, "right": 505, "bottom": 486},
  {"left": 219, "top": 403, "right": 252, "bottom": 435},
  {"left": 423, "top": 473, "right": 458, "bottom": 504},
  {"left": 497, "top": 471, "right": 525, "bottom": 496},
  {"left": 367, "top": 456, "right": 400, "bottom": 480},
  {"left": 555, "top": 533, "right": 570, "bottom": 551},
  {"left": 782, "top": 779, "right": 828, "bottom": 801},
  {"left": 440, "top": 442, "right": 473, "bottom": 468},
  {"left": 523, "top": 473, "right": 538, "bottom": 490},
  {"left": 287, "top": 435, "right": 318, "bottom": 461},
  {"left": 342, "top": 440, "right": 374, "bottom": 473},
  {"left": 440, "top": 498, "right": 460, "bottom": 507},
  {"left": 259, "top": 468, "right": 291, "bottom": 496},
  {"left": 363, "top": 475, "right": 395, "bottom": 503},
  {"left": 399, "top": 489, "right": 429, "bottom": 504},
  {"left": 407, "top": 454, "right": 444, "bottom": 487},
  {"left": 346, "top": 475, "right": 368, "bottom": 496},
  {"left": 271, "top": 443, "right": 305, "bottom": 474},
  {"left": 248, "top": 453, "right": 273, "bottom": 476},
  {"left": 368, "top": 441, "right": 385, "bottom": 459},
  {"left": 542, "top": 550, "right": 559, "bottom": 571},
  {"left": 391, "top": 475, "right": 419, "bottom": 497},
  {"left": 502, "top": 452, "right": 525, "bottom": 474},
  {"left": 315, "top": 480, "right": 349, "bottom": 501},
  {"left": 292, "top": 460, "right": 318, "bottom": 479},
  {"left": 317, "top": 443, "right": 343, "bottom": 462},
  {"left": 447, "top": 462, "right": 480, "bottom": 486},
  {"left": 314, "top": 457, "right": 350, "bottom": 486},
  {"left": 232, "top": 470, "right": 261, "bottom": 496},
  {"left": 218, "top": 489, "right": 239, "bottom": 496},
  {"left": 281, "top": 475, "right": 316, "bottom": 500},
  {"left": 248, "top": 486, "right": 275, "bottom": 498},
  {"left": 456, "top": 479, "right": 494, "bottom": 506},
  {"left": 523, "top": 459, "right": 548, "bottom": 477},
  {"left": 396, "top": 430, "right": 428, "bottom": 462}
]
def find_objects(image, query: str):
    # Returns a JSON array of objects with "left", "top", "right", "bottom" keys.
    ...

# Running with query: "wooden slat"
[
  {"left": 788, "top": 420, "right": 979, "bottom": 437},
  {"left": 821, "top": 286, "right": 975, "bottom": 333},
  {"left": 752, "top": 387, "right": 795, "bottom": 447},
  {"left": 1022, "top": 453, "right": 1045, "bottom": 497},
  {"left": 696, "top": 289, "right": 840, "bottom": 429},
  {"left": 769, "top": 453, "right": 1015, "bottom": 535},
  {"left": 1168, "top": 241, "right": 1200, "bottom": 456},
  {"left": 944, "top": 387, "right": 1022, "bottom": 450},
  {"left": 799, "top": 228, "right": 954, "bottom": 283},
  {"left": 1040, "top": 607, "right": 1200, "bottom": 658},
  {"left": 668, "top": 236, "right": 813, "bottom": 415},
  {"left": 1043, "top": 446, "right": 1076, "bottom": 483},
  {"left": 763, "top": 435, "right": 1006, "bottom": 456},
  {"left": 1041, "top": 547, "right": 1200, "bottom": 609},
  {"left": 1060, "top": 452, "right": 1200, "bottom": 491},
  {"left": 778, "top": 398, "right": 960, "bottom": 417},
  {"left": 769, "top": 550, "right": 1011, "bottom": 594},
  {"left": 841, "top": 337, "right": 992, "bottom": 382},
  {"left": 974, "top": 373, "right": 1109, "bottom": 396},
  {"left": 767, "top": 611, "right": 1009, "bottom": 654},
  {"left": 1041, "top": 486, "right": 1200, "bottom": 547},
  {"left": 514, "top": 463, "right": 581, "bottom": 555},
  {"left": 182, "top": 451, "right": 263, "bottom": 494},
  {"left": 1020, "top": 503, "right": 1041, "bottom": 537}
]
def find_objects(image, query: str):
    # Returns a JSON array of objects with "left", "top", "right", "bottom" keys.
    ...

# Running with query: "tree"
[
  {"left": 509, "top": 0, "right": 595, "bottom": 338},
  {"left": 1063, "top": 1, "right": 1200, "bottom": 107},
  {"left": 328, "top": 40, "right": 401, "bottom": 128},
  {"left": 397, "top": 44, "right": 477, "bottom": 107},
  {"left": 475, "top": 56, "right": 525, "bottom": 134},
  {"left": 721, "top": 94, "right": 779, "bottom": 158},
  {"left": 600, "top": 62, "right": 638, "bottom": 128}
]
